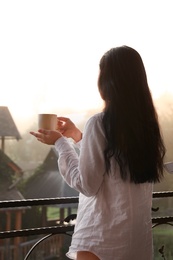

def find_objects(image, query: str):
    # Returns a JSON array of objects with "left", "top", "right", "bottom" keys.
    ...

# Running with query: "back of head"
[{"left": 98, "top": 46, "right": 166, "bottom": 183}]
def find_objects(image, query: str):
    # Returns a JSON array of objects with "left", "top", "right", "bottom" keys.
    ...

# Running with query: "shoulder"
[
  {"left": 85, "top": 112, "right": 104, "bottom": 127},
  {"left": 84, "top": 112, "right": 104, "bottom": 136}
]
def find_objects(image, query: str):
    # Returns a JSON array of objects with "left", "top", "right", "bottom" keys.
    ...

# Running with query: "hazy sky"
[{"left": 0, "top": 0, "right": 173, "bottom": 132}]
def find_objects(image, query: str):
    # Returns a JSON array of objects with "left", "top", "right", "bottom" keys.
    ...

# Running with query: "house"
[
  {"left": 0, "top": 149, "right": 25, "bottom": 229},
  {"left": 0, "top": 106, "right": 26, "bottom": 259},
  {"left": 0, "top": 106, "right": 21, "bottom": 152},
  {"left": 0, "top": 149, "right": 29, "bottom": 260},
  {"left": 24, "top": 147, "right": 79, "bottom": 225},
  {"left": 0, "top": 106, "right": 25, "bottom": 234}
]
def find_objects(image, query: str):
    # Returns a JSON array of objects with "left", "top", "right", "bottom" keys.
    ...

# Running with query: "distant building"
[
  {"left": 0, "top": 106, "right": 24, "bottom": 235},
  {"left": 0, "top": 149, "right": 27, "bottom": 237},
  {"left": 0, "top": 106, "right": 21, "bottom": 152},
  {"left": 24, "top": 147, "right": 79, "bottom": 225}
]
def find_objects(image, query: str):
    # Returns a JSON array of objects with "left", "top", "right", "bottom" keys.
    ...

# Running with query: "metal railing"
[
  {"left": 0, "top": 197, "right": 79, "bottom": 239},
  {"left": 0, "top": 192, "right": 173, "bottom": 259},
  {"left": 0, "top": 197, "right": 78, "bottom": 259},
  {"left": 152, "top": 191, "right": 173, "bottom": 228}
]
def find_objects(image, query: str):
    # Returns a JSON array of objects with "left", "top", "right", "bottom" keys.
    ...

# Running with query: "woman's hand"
[
  {"left": 57, "top": 117, "right": 82, "bottom": 142},
  {"left": 30, "top": 129, "right": 62, "bottom": 145}
]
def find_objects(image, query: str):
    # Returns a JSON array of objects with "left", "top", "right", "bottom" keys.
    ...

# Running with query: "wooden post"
[
  {"left": 6, "top": 211, "right": 11, "bottom": 231},
  {"left": 42, "top": 206, "right": 47, "bottom": 226},
  {"left": 5, "top": 211, "right": 11, "bottom": 260},
  {"left": 60, "top": 208, "right": 64, "bottom": 224},
  {"left": 1, "top": 136, "right": 5, "bottom": 152},
  {"left": 14, "top": 210, "right": 22, "bottom": 260}
]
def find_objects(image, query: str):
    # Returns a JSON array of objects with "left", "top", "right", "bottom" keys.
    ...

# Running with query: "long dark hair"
[{"left": 98, "top": 46, "right": 166, "bottom": 183}]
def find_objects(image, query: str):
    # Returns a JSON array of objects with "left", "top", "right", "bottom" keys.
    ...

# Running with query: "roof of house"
[
  {"left": 24, "top": 148, "right": 79, "bottom": 207},
  {"left": 0, "top": 150, "right": 25, "bottom": 203},
  {"left": 0, "top": 106, "right": 21, "bottom": 139},
  {"left": 0, "top": 149, "right": 22, "bottom": 177},
  {"left": 0, "top": 180, "right": 24, "bottom": 201}
]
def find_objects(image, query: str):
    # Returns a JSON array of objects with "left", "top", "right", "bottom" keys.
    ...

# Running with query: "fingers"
[
  {"left": 30, "top": 132, "right": 43, "bottom": 143},
  {"left": 30, "top": 130, "right": 47, "bottom": 139},
  {"left": 57, "top": 121, "right": 64, "bottom": 129},
  {"left": 37, "top": 137, "right": 43, "bottom": 143},
  {"left": 57, "top": 117, "right": 69, "bottom": 130},
  {"left": 57, "top": 117, "right": 69, "bottom": 122},
  {"left": 38, "top": 129, "right": 49, "bottom": 135},
  {"left": 30, "top": 131, "right": 49, "bottom": 144},
  {"left": 30, "top": 129, "right": 62, "bottom": 145},
  {"left": 30, "top": 131, "right": 38, "bottom": 137},
  {"left": 57, "top": 119, "right": 69, "bottom": 133}
]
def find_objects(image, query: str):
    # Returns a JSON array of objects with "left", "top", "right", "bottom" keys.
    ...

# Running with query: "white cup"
[{"left": 38, "top": 114, "right": 57, "bottom": 130}]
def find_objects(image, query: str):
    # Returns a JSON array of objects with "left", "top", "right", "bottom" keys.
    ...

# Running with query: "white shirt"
[{"left": 55, "top": 112, "right": 153, "bottom": 260}]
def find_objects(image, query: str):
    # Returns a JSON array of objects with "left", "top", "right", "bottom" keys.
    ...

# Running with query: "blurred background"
[
  {"left": 0, "top": 0, "right": 172, "bottom": 171},
  {"left": 0, "top": 1, "right": 173, "bottom": 258}
]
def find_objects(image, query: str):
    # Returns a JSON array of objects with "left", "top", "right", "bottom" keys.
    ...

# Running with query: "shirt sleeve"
[{"left": 55, "top": 114, "right": 106, "bottom": 197}]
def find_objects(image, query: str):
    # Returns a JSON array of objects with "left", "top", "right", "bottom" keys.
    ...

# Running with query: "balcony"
[{"left": 0, "top": 192, "right": 173, "bottom": 260}]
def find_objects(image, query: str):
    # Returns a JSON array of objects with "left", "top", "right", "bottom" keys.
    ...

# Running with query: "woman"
[{"left": 30, "top": 46, "right": 166, "bottom": 260}]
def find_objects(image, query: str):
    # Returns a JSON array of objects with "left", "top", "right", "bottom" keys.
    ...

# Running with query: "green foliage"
[
  {"left": 47, "top": 207, "right": 77, "bottom": 220},
  {"left": 153, "top": 226, "right": 173, "bottom": 259},
  {"left": 47, "top": 207, "right": 60, "bottom": 220}
]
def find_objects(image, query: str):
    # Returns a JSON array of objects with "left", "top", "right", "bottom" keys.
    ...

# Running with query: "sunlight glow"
[{"left": 0, "top": 0, "right": 173, "bottom": 132}]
